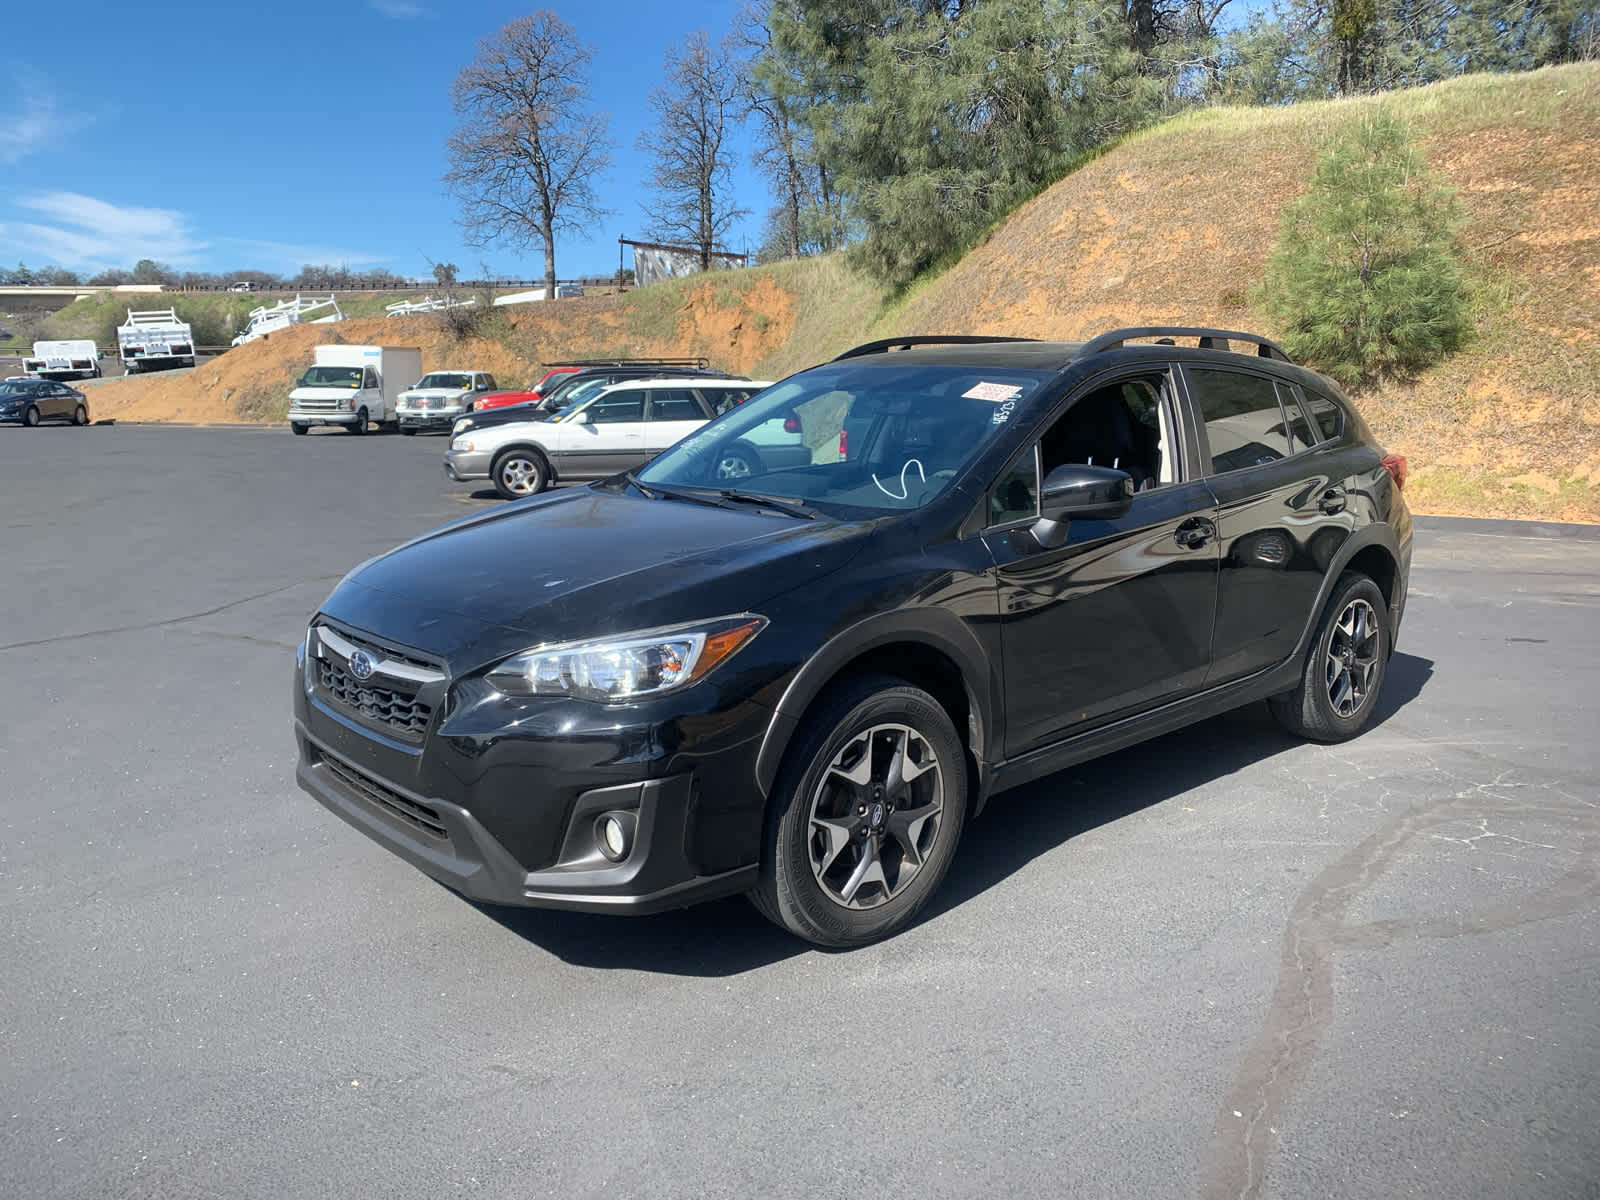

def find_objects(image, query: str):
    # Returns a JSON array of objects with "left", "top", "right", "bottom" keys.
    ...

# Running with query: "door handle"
[
  {"left": 1174, "top": 517, "right": 1215, "bottom": 549},
  {"left": 1318, "top": 487, "right": 1347, "bottom": 515}
]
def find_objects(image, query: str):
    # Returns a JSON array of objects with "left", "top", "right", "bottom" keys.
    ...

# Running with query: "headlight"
[
  {"left": 452, "top": 417, "right": 471, "bottom": 434},
  {"left": 453, "top": 438, "right": 474, "bottom": 452},
  {"left": 486, "top": 615, "right": 767, "bottom": 702}
]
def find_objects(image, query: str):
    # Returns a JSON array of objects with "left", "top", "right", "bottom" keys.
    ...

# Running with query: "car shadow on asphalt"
[{"left": 469, "top": 652, "right": 1434, "bottom": 975}]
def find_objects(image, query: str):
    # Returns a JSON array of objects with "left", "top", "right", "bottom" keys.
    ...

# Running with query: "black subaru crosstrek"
[{"left": 294, "top": 327, "right": 1412, "bottom": 947}]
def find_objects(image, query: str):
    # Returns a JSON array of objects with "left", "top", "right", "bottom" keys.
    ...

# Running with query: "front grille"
[
  {"left": 294, "top": 398, "right": 339, "bottom": 412},
  {"left": 321, "top": 752, "right": 448, "bottom": 840},
  {"left": 317, "top": 658, "right": 433, "bottom": 737},
  {"left": 320, "top": 623, "right": 442, "bottom": 675}
]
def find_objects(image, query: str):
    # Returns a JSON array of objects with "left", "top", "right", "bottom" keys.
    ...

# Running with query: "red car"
[{"left": 470, "top": 365, "right": 584, "bottom": 412}]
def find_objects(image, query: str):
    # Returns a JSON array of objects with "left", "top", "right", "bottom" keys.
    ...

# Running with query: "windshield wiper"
[{"left": 715, "top": 489, "right": 817, "bottom": 520}]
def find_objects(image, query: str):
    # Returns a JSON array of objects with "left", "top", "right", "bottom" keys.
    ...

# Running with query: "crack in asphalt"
[
  {"left": 1200, "top": 753, "right": 1599, "bottom": 1200},
  {"left": 0, "top": 576, "right": 340, "bottom": 654}
]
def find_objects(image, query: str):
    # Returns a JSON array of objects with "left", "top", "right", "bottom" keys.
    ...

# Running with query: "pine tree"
[{"left": 1258, "top": 114, "right": 1469, "bottom": 387}]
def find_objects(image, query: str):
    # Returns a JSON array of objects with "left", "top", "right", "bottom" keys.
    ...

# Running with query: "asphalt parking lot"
[{"left": 3, "top": 424, "right": 1597, "bottom": 1200}]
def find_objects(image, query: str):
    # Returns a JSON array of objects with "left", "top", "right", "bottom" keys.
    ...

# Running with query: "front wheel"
[
  {"left": 1268, "top": 571, "right": 1390, "bottom": 742},
  {"left": 400, "top": 427, "right": 417, "bottom": 436},
  {"left": 492, "top": 448, "right": 549, "bottom": 499},
  {"left": 348, "top": 407, "right": 368, "bottom": 435},
  {"left": 751, "top": 674, "right": 968, "bottom": 947},
  {"left": 22, "top": 406, "right": 39, "bottom": 427},
  {"left": 290, "top": 422, "right": 308, "bottom": 436},
  {"left": 714, "top": 443, "right": 761, "bottom": 481}
]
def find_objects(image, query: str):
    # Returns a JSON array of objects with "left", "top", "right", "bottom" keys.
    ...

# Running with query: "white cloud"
[
  {"left": 4, "top": 192, "right": 204, "bottom": 269},
  {"left": 0, "top": 71, "right": 86, "bottom": 164},
  {"left": 369, "top": 0, "right": 430, "bottom": 18}
]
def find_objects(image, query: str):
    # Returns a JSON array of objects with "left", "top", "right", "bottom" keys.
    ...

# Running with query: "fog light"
[{"left": 597, "top": 813, "right": 632, "bottom": 862}]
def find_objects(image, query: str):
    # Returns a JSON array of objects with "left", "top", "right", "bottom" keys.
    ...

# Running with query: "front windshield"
[
  {"left": 638, "top": 360, "right": 1051, "bottom": 514},
  {"left": 301, "top": 366, "right": 362, "bottom": 388},
  {"left": 417, "top": 373, "right": 471, "bottom": 390}
]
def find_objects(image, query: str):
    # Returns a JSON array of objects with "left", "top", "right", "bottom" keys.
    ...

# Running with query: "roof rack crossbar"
[
  {"left": 541, "top": 357, "right": 709, "bottom": 368},
  {"left": 1077, "top": 327, "right": 1291, "bottom": 363},
  {"left": 832, "top": 335, "right": 1040, "bottom": 362}
]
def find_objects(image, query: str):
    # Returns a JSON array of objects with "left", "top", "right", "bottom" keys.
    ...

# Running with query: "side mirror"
[
  {"left": 573, "top": 409, "right": 592, "bottom": 425},
  {"left": 1032, "top": 464, "right": 1135, "bottom": 548}
]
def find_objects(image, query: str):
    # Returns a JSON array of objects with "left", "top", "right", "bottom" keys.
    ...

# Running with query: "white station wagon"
[{"left": 444, "top": 377, "right": 781, "bottom": 498}]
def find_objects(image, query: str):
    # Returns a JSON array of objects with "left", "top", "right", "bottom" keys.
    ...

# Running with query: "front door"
[
  {"left": 551, "top": 391, "right": 648, "bottom": 478},
  {"left": 981, "top": 371, "right": 1221, "bottom": 756}
]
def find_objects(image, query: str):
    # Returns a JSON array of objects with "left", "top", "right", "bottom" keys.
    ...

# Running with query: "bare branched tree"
[
  {"left": 445, "top": 13, "right": 613, "bottom": 295},
  {"left": 637, "top": 31, "right": 749, "bottom": 270}
]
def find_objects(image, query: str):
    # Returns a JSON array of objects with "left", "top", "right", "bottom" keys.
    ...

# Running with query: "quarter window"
[
  {"left": 1301, "top": 389, "right": 1345, "bottom": 442},
  {"left": 1190, "top": 369, "right": 1292, "bottom": 473}
]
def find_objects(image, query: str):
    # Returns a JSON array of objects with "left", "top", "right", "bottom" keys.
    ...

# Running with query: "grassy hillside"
[{"left": 78, "top": 63, "right": 1598, "bottom": 520}]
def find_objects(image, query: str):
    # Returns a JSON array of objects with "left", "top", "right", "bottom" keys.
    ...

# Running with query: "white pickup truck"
[
  {"left": 395, "top": 370, "right": 499, "bottom": 434},
  {"left": 23, "top": 339, "right": 101, "bottom": 380},
  {"left": 117, "top": 308, "right": 196, "bottom": 372},
  {"left": 288, "top": 344, "right": 423, "bottom": 436}
]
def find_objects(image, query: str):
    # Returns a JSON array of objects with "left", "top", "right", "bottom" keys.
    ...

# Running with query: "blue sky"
[{"left": 0, "top": 1, "right": 764, "bottom": 281}]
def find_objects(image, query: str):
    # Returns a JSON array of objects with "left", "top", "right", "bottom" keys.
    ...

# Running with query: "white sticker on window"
[{"left": 963, "top": 382, "right": 1023, "bottom": 403}]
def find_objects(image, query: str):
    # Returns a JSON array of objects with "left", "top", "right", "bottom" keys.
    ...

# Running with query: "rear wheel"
[
  {"left": 492, "top": 448, "right": 550, "bottom": 499},
  {"left": 1269, "top": 571, "right": 1390, "bottom": 742},
  {"left": 714, "top": 443, "right": 761, "bottom": 481},
  {"left": 400, "top": 427, "right": 417, "bottom": 436},
  {"left": 751, "top": 674, "right": 967, "bottom": 947},
  {"left": 290, "top": 422, "right": 308, "bottom": 436},
  {"left": 73, "top": 405, "right": 88, "bottom": 426}
]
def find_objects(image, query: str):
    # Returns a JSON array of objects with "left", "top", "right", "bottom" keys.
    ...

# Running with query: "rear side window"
[
  {"left": 648, "top": 389, "right": 705, "bottom": 421},
  {"left": 1190, "top": 368, "right": 1293, "bottom": 474},
  {"left": 1301, "top": 389, "right": 1346, "bottom": 442}
]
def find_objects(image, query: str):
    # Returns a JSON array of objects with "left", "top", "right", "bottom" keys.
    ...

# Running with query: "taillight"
[
  {"left": 1381, "top": 453, "right": 1408, "bottom": 491},
  {"left": 838, "top": 428, "right": 848, "bottom": 460},
  {"left": 783, "top": 416, "right": 802, "bottom": 434}
]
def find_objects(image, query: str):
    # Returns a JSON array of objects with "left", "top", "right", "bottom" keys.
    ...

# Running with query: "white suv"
[
  {"left": 397, "top": 370, "right": 499, "bottom": 434},
  {"left": 445, "top": 377, "right": 779, "bottom": 498}
]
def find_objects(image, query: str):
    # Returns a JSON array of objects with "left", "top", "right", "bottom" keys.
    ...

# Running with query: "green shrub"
[{"left": 1257, "top": 113, "right": 1469, "bottom": 387}]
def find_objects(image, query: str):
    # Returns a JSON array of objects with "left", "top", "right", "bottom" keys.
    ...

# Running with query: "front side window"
[
  {"left": 1190, "top": 368, "right": 1293, "bottom": 474},
  {"left": 1038, "top": 374, "right": 1176, "bottom": 491},
  {"left": 583, "top": 393, "right": 645, "bottom": 424},
  {"left": 362, "top": 368, "right": 379, "bottom": 389},
  {"left": 640, "top": 360, "right": 1052, "bottom": 515}
]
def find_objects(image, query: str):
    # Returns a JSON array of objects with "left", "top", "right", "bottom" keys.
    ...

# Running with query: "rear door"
[
  {"left": 1182, "top": 365, "right": 1353, "bottom": 685},
  {"left": 642, "top": 388, "right": 713, "bottom": 455},
  {"left": 982, "top": 368, "right": 1221, "bottom": 754}
]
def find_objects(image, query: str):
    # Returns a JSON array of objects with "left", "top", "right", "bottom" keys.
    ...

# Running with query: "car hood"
[{"left": 318, "top": 486, "right": 867, "bottom": 671}]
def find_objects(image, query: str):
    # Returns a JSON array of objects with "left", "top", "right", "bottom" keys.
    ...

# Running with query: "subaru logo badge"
[{"left": 348, "top": 650, "right": 376, "bottom": 681}]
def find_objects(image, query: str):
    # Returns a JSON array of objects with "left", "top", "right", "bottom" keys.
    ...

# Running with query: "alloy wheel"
[
  {"left": 715, "top": 453, "right": 754, "bottom": 481},
  {"left": 807, "top": 723, "right": 944, "bottom": 909},
  {"left": 499, "top": 456, "right": 541, "bottom": 495},
  {"left": 1325, "top": 597, "right": 1380, "bottom": 718}
]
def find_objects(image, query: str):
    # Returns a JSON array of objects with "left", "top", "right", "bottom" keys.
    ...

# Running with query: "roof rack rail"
[
  {"left": 1078, "top": 327, "right": 1291, "bottom": 363},
  {"left": 832, "top": 335, "right": 1040, "bottom": 362},
  {"left": 541, "top": 357, "right": 710, "bottom": 368}
]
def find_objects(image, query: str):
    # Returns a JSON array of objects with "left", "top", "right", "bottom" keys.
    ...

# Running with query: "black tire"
[
  {"left": 1268, "top": 571, "right": 1390, "bottom": 743},
  {"left": 492, "top": 447, "right": 550, "bottom": 500},
  {"left": 73, "top": 405, "right": 88, "bottom": 426},
  {"left": 400, "top": 427, "right": 417, "bottom": 436},
  {"left": 348, "top": 407, "right": 368, "bottom": 435},
  {"left": 751, "top": 673, "right": 968, "bottom": 948},
  {"left": 290, "top": 422, "right": 308, "bottom": 436},
  {"left": 22, "top": 406, "right": 39, "bottom": 427},
  {"left": 713, "top": 443, "right": 762, "bottom": 482}
]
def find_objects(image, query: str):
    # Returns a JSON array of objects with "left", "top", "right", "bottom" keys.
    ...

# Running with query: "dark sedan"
[{"left": 0, "top": 378, "right": 90, "bottom": 426}]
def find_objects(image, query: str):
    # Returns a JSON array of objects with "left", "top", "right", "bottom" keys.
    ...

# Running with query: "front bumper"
[
  {"left": 289, "top": 411, "right": 357, "bottom": 427},
  {"left": 398, "top": 411, "right": 466, "bottom": 431},
  {"left": 292, "top": 631, "right": 772, "bottom": 913},
  {"left": 443, "top": 447, "right": 491, "bottom": 481}
]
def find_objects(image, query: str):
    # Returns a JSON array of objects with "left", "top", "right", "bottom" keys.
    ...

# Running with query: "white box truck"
[
  {"left": 117, "top": 308, "right": 196, "bottom": 372},
  {"left": 287, "top": 344, "right": 423, "bottom": 436},
  {"left": 23, "top": 339, "right": 102, "bottom": 380}
]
